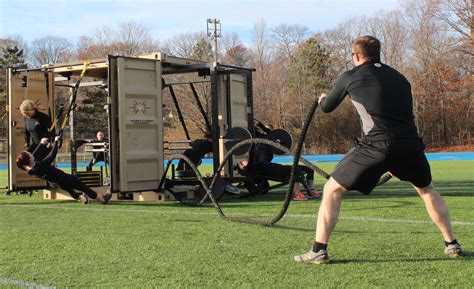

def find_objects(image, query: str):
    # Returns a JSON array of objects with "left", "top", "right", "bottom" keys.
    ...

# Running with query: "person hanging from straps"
[
  {"left": 15, "top": 136, "right": 112, "bottom": 205},
  {"left": 294, "top": 35, "right": 463, "bottom": 265}
]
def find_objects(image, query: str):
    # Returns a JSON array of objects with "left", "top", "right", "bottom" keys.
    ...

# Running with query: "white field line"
[
  {"left": 0, "top": 277, "right": 54, "bottom": 288},
  {"left": 1, "top": 204, "right": 473, "bottom": 225}
]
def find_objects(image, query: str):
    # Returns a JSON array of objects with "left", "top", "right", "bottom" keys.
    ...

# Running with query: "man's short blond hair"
[
  {"left": 20, "top": 100, "right": 36, "bottom": 113},
  {"left": 351, "top": 35, "right": 381, "bottom": 61}
]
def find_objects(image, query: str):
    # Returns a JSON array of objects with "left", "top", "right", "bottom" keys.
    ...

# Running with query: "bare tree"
[
  {"left": 438, "top": 0, "right": 472, "bottom": 40},
  {"left": 322, "top": 16, "right": 365, "bottom": 79},
  {"left": 366, "top": 10, "right": 408, "bottom": 68},
  {"left": 220, "top": 32, "right": 251, "bottom": 67},
  {"left": 223, "top": 45, "right": 252, "bottom": 67},
  {"left": 251, "top": 19, "right": 274, "bottom": 122},
  {"left": 221, "top": 32, "right": 242, "bottom": 52},
  {"left": 77, "top": 20, "right": 159, "bottom": 59},
  {"left": 165, "top": 32, "right": 207, "bottom": 58},
  {"left": 31, "top": 36, "right": 72, "bottom": 66},
  {"left": 114, "top": 21, "right": 158, "bottom": 55},
  {"left": 271, "top": 24, "right": 310, "bottom": 59}
]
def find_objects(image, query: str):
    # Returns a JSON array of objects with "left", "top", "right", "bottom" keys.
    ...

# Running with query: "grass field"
[{"left": 0, "top": 160, "right": 473, "bottom": 288}]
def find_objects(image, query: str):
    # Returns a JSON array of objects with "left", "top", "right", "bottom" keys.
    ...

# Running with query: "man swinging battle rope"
[{"left": 294, "top": 35, "right": 463, "bottom": 264}]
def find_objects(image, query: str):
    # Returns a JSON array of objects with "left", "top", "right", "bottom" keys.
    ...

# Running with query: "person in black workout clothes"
[
  {"left": 294, "top": 35, "right": 462, "bottom": 265},
  {"left": 16, "top": 136, "right": 111, "bottom": 205},
  {"left": 244, "top": 120, "right": 321, "bottom": 200},
  {"left": 20, "top": 99, "right": 54, "bottom": 160},
  {"left": 176, "top": 132, "right": 213, "bottom": 172}
]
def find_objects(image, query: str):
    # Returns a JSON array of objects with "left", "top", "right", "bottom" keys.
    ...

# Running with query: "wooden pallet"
[
  {"left": 44, "top": 186, "right": 114, "bottom": 201},
  {"left": 43, "top": 186, "right": 173, "bottom": 202}
]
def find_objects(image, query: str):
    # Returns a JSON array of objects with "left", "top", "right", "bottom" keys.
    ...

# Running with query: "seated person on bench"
[
  {"left": 176, "top": 132, "right": 213, "bottom": 175},
  {"left": 86, "top": 131, "right": 108, "bottom": 172},
  {"left": 15, "top": 136, "right": 111, "bottom": 205}
]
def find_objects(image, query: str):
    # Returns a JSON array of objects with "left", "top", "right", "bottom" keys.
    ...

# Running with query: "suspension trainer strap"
[
  {"left": 49, "top": 105, "right": 64, "bottom": 133},
  {"left": 57, "top": 61, "right": 90, "bottom": 137},
  {"left": 43, "top": 68, "right": 53, "bottom": 121}
]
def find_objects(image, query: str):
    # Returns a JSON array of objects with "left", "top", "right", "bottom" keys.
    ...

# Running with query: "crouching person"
[{"left": 16, "top": 136, "right": 112, "bottom": 205}]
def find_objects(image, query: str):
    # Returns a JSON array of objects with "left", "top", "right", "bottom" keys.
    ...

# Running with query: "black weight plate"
[
  {"left": 267, "top": 128, "right": 293, "bottom": 155},
  {"left": 223, "top": 127, "right": 252, "bottom": 156}
]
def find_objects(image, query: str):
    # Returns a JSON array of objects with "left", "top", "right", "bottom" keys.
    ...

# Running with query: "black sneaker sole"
[{"left": 101, "top": 193, "right": 112, "bottom": 204}]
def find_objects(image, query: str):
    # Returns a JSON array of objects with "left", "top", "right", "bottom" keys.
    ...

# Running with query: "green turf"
[{"left": 0, "top": 161, "right": 473, "bottom": 288}]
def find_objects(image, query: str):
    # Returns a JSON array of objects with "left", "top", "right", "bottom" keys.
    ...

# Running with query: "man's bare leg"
[
  {"left": 414, "top": 182, "right": 455, "bottom": 242},
  {"left": 315, "top": 177, "right": 348, "bottom": 244},
  {"left": 294, "top": 177, "right": 347, "bottom": 263}
]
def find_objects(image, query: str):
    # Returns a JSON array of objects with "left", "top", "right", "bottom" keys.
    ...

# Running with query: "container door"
[
  {"left": 108, "top": 56, "right": 164, "bottom": 193},
  {"left": 217, "top": 73, "right": 249, "bottom": 176},
  {"left": 7, "top": 69, "right": 54, "bottom": 191}
]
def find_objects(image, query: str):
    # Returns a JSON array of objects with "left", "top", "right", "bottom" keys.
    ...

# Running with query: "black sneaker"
[
  {"left": 444, "top": 243, "right": 464, "bottom": 257},
  {"left": 101, "top": 190, "right": 112, "bottom": 204},
  {"left": 294, "top": 248, "right": 330, "bottom": 264}
]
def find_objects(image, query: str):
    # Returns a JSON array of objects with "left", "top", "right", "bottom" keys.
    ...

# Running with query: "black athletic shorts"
[{"left": 331, "top": 138, "right": 432, "bottom": 194}]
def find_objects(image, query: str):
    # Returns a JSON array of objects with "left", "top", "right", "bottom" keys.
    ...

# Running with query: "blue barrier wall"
[
  {"left": 203, "top": 152, "right": 474, "bottom": 164},
  {"left": 2, "top": 152, "right": 471, "bottom": 170}
]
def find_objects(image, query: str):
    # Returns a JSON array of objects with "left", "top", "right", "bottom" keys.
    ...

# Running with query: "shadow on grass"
[
  {"left": 331, "top": 253, "right": 473, "bottom": 264},
  {"left": 172, "top": 219, "right": 205, "bottom": 223},
  {"left": 272, "top": 223, "right": 442, "bottom": 235},
  {"left": 1, "top": 178, "right": 471, "bottom": 211}
]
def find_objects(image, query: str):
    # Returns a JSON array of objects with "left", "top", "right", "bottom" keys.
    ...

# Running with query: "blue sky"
[{"left": 0, "top": 0, "right": 400, "bottom": 45}]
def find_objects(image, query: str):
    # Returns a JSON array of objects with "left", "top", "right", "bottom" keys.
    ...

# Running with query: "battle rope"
[
  {"left": 161, "top": 134, "right": 392, "bottom": 226},
  {"left": 160, "top": 154, "right": 226, "bottom": 216}
]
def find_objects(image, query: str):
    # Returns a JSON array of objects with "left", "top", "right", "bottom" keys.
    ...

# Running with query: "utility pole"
[{"left": 207, "top": 18, "right": 221, "bottom": 63}]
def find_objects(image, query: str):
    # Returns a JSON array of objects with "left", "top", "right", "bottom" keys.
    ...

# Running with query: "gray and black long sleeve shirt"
[{"left": 320, "top": 60, "right": 419, "bottom": 141}]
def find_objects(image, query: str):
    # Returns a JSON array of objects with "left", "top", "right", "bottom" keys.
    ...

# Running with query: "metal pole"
[
  {"left": 207, "top": 18, "right": 221, "bottom": 63},
  {"left": 213, "top": 20, "right": 218, "bottom": 62}
]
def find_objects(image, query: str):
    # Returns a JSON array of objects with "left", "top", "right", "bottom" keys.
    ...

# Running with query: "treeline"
[{"left": 0, "top": 0, "right": 471, "bottom": 153}]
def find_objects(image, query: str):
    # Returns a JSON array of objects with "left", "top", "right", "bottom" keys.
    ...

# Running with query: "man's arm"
[
  {"left": 37, "top": 138, "right": 59, "bottom": 167},
  {"left": 30, "top": 138, "right": 52, "bottom": 161},
  {"left": 319, "top": 71, "right": 352, "bottom": 113}
]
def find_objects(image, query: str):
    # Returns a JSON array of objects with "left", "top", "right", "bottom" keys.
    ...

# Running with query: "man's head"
[
  {"left": 96, "top": 131, "right": 105, "bottom": 140},
  {"left": 238, "top": 159, "right": 249, "bottom": 169},
  {"left": 20, "top": 100, "right": 37, "bottom": 118},
  {"left": 351, "top": 35, "right": 381, "bottom": 66},
  {"left": 16, "top": 151, "right": 34, "bottom": 171}
]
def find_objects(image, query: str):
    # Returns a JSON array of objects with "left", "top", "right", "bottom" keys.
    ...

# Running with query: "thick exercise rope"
[
  {"left": 163, "top": 134, "right": 391, "bottom": 226},
  {"left": 161, "top": 97, "right": 392, "bottom": 226}
]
